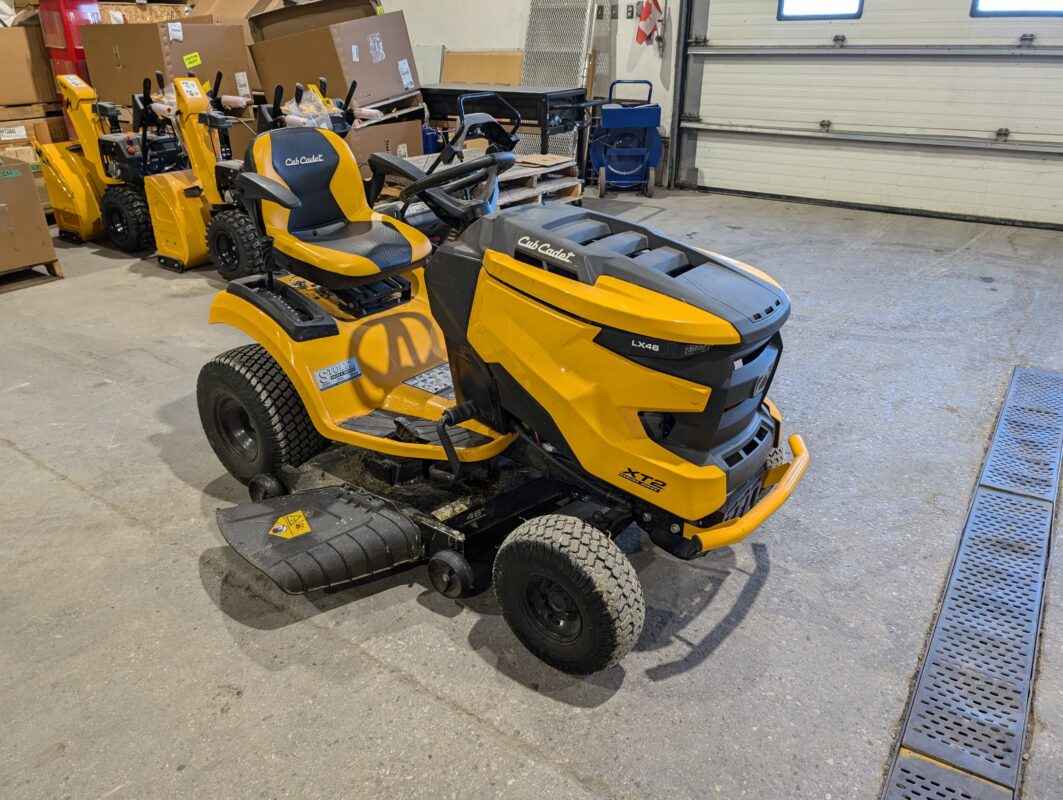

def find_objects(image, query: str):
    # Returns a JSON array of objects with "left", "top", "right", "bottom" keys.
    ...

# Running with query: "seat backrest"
[{"left": 246, "top": 126, "right": 372, "bottom": 238}]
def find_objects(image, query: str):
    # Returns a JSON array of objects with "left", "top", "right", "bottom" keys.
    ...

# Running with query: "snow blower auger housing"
[
  {"left": 198, "top": 95, "right": 808, "bottom": 674},
  {"left": 37, "top": 74, "right": 184, "bottom": 251}
]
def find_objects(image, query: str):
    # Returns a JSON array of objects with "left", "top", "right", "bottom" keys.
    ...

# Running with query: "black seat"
[{"left": 246, "top": 126, "right": 433, "bottom": 287}]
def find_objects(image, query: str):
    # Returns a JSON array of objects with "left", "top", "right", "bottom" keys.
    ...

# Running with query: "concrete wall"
[{"left": 387, "top": 0, "right": 530, "bottom": 50}]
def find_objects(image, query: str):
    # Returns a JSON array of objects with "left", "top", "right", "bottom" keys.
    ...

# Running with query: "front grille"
[
  {"left": 694, "top": 469, "right": 767, "bottom": 528},
  {"left": 723, "top": 422, "right": 773, "bottom": 468}
]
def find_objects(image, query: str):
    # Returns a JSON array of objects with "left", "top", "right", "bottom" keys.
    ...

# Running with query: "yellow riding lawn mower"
[
  {"left": 149, "top": 74, "right": 361, "bottom": 278},
  {"left": 196, "top": 96, "right": 809, "bottom": 674},
  {"left": 37, "top": 74, "right": 186, "bottom": 252}
]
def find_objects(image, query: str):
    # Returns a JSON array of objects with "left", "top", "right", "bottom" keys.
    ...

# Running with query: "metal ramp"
[{"left": 883, "top": 368, "right": 1063, "bottom": 800}]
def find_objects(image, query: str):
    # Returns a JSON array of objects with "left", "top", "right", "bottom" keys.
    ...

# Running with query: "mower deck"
[
  {"left": 219, "top": 468, "right": 592, "bottom": 596},
  {"left": 217, "top": 485, "right": 425, "bottom": 594}
]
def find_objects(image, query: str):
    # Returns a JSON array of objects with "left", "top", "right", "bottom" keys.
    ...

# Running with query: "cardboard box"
[
  {"left": 82, "top": 21, "right": 261, "bottom": 105},
  {"left": 252, "top": 12, "right": 419, "bottom": 107},
  {"left": 0, "top": 116, "right": 68, "bottom": 146},
  {"left": 228, "top": 117, "right": 260, "bottom": 164},
  {"left": 192, "top": 0, "right": 380, "bottom": 46},
  {"left": 441, "top": 50, "right": 525, "bottom": 87},
  {"left": 346, "top": 119, "right": 423, "bottom": 177},
  {"left": 0, "top": 27, "right": 60, "bottom": 106},
  {"left": 0, "top": 158, "right": 56, "bottom": 275},
  {"left": 249, "top": 0, "right": 380, "bottom": 43}
]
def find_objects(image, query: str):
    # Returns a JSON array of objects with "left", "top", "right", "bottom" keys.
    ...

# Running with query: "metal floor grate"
[
  {"left": 884, "top": 754, "right": 1010, "bottom": 800},
  {"left": 884, "top": 368, "right": 1063, "bottom": 798},
  {"left": 981, "top": 370, "right": 1063, "bottom": 503},
  {"left": 902, "top": 488, "right": 1052, "bottom": 786}
]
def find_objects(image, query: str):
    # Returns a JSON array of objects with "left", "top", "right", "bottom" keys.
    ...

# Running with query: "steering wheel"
[{"left": 399, "top": 151, "right": 516, "bottom": 229}]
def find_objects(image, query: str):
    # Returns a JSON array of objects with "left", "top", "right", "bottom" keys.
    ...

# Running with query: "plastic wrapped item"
[{"left": 282, "top": 90, "right": 333, "bottom": 129}]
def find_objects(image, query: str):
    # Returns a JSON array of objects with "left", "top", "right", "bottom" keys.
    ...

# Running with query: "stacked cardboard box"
[
  {"left": 82, "top": 21, "right": 260, "bottom": 105},
  {"left": 0, "top": 25, "right": 67, "bottom": 210},
  {"left": 40, "top": 0, "right": 425, "bottom": 166},
  {"left": 242, "top": 1, "right": 425, "bottom": 173}
]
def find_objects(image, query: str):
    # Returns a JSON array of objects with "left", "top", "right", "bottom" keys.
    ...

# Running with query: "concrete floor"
[{"left": 1, "top": 191, "right": 1062, "bottom": 800}]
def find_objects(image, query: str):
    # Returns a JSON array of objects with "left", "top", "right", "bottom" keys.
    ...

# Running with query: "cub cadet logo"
[
  {"left": 517, "top": 235, "right": 576, "bottom": 265},
  {"left": 620, "top": 468, "right": 667, "bottom": 494},
  {"left": 632, "top": 339, "right": 660, "bottom": 353},
  {"left": 284, "top": 154, "right": 325, "bottom": 167}
]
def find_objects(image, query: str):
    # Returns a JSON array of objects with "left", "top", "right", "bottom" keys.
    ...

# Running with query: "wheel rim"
[
  {"left": 213, "top": 393, "right": 260, "bottom": 464},
  {"left": 428, "top": 559, "right": 457, "bottom": 596},
  {"left": 106, "top": 206, "right": 128, "bottom": 238},
  {"left": 523, "top": 574, "right": 583, "bottom": 644},
  {"left": 215, "top": 230, "right": 240, "bottom": 270}
]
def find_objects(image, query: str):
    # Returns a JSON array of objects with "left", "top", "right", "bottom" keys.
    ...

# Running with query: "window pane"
[
  {"left": 975, "top": 0, "right": 1063, "bottom": 11},
  {"left": 779, "top": 0, "right": 862, "bottom": 17}
]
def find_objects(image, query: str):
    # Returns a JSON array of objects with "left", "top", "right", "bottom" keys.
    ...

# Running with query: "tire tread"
[
  {"left": 102, "top": 186, "right": 154, "bottom": 253},
  {"left": 494, "top": 515, "right": 645, "bottom": 673},
  {"left": 208, "top": 209, "right": 267, "bottom": 280},
  {"left": 199, "top": 344, "right": 326, "bottom": 480}
]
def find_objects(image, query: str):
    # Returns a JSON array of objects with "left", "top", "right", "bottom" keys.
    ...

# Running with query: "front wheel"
[
  {"left": 101, "top": 186, "right": 154, "bottom": 253},
  {"left": 207, "top": 209, "right": 267, "bottom": 281},
  {"left": 197, "top": 344, "right": 327, "bottom": 484},
  {"left": 597, "top": 167, "right": 608, "bottom": 199},
  {"left": 643, "top": 166, "right": 656, "bottom": 198},
  {"left": 493, "top": 515, "right": 645, "bottom": 674}
]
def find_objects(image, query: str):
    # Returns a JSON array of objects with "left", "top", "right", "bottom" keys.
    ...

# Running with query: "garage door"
[{"left": 675, "top": 0, "right": 1063, "bottom": 225}]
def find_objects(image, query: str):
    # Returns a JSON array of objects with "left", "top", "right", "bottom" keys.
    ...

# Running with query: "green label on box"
[
  {"left": 183, "top": 51, "right": 203, "bottom": 70},
  {"left": 0, "top": 168, "right": 20, "bottom": 180}
]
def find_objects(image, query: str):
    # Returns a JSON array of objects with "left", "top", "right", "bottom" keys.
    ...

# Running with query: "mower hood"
[{"left": 464, "top": 206, "right": 789, "bottom": 343}]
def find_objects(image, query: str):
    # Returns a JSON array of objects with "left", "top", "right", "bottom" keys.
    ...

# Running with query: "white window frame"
[{"left": 777, "top": 0, "right": 865, "bottom": 21}]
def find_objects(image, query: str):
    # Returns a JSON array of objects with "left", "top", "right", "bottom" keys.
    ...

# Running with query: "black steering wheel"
[{"left": 399, "top": 151, "right": 516, "bottom": 230}]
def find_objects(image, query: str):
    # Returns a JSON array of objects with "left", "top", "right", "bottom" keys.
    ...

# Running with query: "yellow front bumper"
[{"left": 682, "top": 434, "right": 810, "bottom": 553}]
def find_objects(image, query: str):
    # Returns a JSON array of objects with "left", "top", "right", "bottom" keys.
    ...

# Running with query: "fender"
[{"left": 208, "top": 289, "right": 515, "bottom": 462}]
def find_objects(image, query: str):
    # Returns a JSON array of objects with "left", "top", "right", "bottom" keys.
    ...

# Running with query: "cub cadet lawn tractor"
[
  {"left": 148, "top": 74, "right": 361, "bottom": 278},
  {"left": 196, "top": 97, "right": 809, "bottom": 674},
  {"left": 37, "top": 74, "right": 185, "bottom": 252}
]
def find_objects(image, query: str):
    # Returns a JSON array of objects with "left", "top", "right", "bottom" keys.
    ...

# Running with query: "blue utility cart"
[{"left": 589, "top": 80, "right": 663, "bottom": 198}]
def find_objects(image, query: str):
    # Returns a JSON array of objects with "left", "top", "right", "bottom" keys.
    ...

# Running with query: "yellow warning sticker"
[
  {"left": 269, "top": 511, "right": 312, "bottom": 540},
  {"left": 183, "top": 51, "right": 203, "bottom": 70}
]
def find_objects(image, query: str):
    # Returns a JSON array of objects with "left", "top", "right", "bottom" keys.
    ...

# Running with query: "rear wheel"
[
  {"left": 597, "top": 167, "right": 608, "bottom": 198},
  {"left": 493, "top": 515, "right": 644, "bottom": 674},
  {"left": 101, "top": 186, "right": 154, "bottom": 253},
  {"left": 643, "top": 166, "right": 656, "bottom": 197},
  {"left": 197, "top": 344, "right": 327, "bottom": 484},
  {"left": 208, "top": 209, "right": 267, "bottom": 281}
]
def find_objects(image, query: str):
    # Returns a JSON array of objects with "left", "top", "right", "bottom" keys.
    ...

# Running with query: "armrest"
[
  {"left": 368, "top": 152, "right": 427, "bottom": 183},
  {"left": 366, "top": 152, "right": 427, "bottom": 206},
  {"left": 236, "top": 172, "right": 301, "bottom": 210}
]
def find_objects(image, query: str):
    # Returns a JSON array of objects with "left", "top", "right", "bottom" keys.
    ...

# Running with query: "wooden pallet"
[
  {"left": 0, "top": 102, "right": 64, "bottom": 123},
  {"left": 397, "top": 153, "right": 583, "bottom": 211},
  {"left": 0, "top": 260, "right": 64, "bottom": 295}
]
